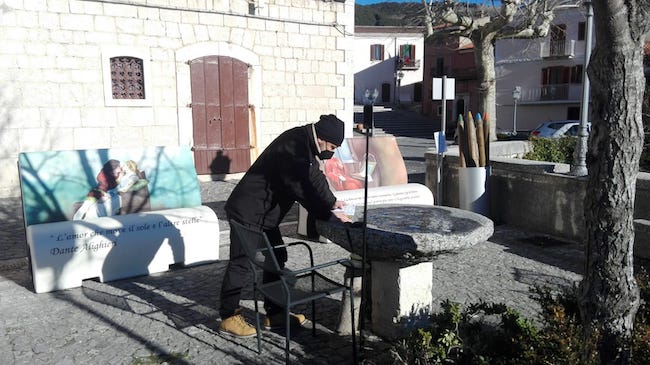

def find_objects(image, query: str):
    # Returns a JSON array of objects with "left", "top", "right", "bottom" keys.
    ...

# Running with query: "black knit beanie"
[{"left": 314, "top": 114, "right": 345, "bottom": 146}]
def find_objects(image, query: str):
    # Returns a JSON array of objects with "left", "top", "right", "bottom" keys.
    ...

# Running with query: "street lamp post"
[
  {"left": 359, "top": 88, "right": 378, "bottom": 341},
  {"left": 395, "top": 71, "right": 404, "bottom": 105},
  {"left": 363, "top": 88, "right": 378, "bottom": 136},
  {"left": 570, "top": 0, "right": 593, "bottom": 177},
  {"left": 512, "top": 86, "right": 521, "bottom": 136}
]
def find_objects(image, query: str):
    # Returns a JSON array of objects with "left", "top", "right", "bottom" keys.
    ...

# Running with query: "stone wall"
[
  {"left": 0, "top": 0, "right": 354, "bottom": 197},
  {"left": 426, "top": 150, "right": 650, "bottom": 260}
]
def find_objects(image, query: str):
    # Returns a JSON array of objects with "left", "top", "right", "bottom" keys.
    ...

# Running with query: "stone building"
[
  {"left": 494, "top": 5, "right": 592, "bottom": 132},
  {"left": 353, "top": 26, "right": 424, "bottom": 106},
  {"left": 422, "top": 33, "right": 479, "bottom": 134},
  {"left": 0, "top": 0, "right": 354, "bottom": 197}
]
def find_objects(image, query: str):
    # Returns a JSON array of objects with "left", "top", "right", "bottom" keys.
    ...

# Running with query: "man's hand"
[
  {"left": 332, "top": 200, "right": 346, "bottom": 210},
  {"left": 332, "top": 210, "right": 352, "bottom": 223},
  {"left": 331, "top": 200, "right": 352, "bottom": 222}
]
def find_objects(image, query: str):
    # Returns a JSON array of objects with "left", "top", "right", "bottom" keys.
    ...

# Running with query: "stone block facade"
[{"left": 0, "top": 0, "right": 354, "bottom": 197}]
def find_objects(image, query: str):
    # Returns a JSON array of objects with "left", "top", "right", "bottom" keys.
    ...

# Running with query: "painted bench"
[
  {"left": 298, "top": 135, "right": 434, "bottom": 238},
  {"left": 18, "top": 145, "right": 219, "bottom": 293}
]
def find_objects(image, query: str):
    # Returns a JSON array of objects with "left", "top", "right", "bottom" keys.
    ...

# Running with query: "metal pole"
[
  {"left": 441, "top": 76, "right": 447, "bottom": 138},
  {"left": 395, "top": 74, "right": 402, "bottom": 106},
  {"left": 359, "top": 88, "right": 377, "bottom": 355},
  {"left": 570, "top": 1, "right": 593, "bottom": 176},
  {"left": 511, "top": 86, "right": 521, "bottom": 136},
  {"left": 513, "top": 99, "right": 518, "bottom": 135},
  {"left": 360, "top": 104, "right": 370, "bottom": 334},
  {"left": 437, "top": 76, "right": 447, "bottom": 206}
]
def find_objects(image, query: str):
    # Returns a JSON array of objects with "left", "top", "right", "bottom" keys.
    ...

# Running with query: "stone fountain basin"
[{"left": 315, "top": 204, "right": 494, "bottom": 263}]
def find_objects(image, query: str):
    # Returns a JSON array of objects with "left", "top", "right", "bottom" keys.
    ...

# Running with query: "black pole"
[{"left": 359, "top": 98, "right": 373, "bottom": 354}]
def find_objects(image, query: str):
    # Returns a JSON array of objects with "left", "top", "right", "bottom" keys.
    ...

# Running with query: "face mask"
[{"left": 319, "top": 150, "right": 335, "bottom": 160}]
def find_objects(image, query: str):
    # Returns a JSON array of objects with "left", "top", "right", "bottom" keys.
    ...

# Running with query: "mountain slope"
[{"left": 355, "top": 2, "right": 426, "bottom": 26}]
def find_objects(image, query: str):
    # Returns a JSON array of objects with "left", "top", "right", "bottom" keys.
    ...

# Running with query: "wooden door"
[
  {"left": 189, "top": 56, "right": 251, "bottom": 174},
  {"left": 381, "top": 82, "right": 391, "bottom": 103}
]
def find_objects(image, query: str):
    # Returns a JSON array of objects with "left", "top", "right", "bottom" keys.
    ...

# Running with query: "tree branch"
[{"left": 423, "top": 0, "right": 561, "bottom": 41}]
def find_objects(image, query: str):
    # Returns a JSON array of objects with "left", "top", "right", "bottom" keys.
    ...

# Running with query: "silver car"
[{"left": 529, "top": 120, "right": 590, "bottom": 138}]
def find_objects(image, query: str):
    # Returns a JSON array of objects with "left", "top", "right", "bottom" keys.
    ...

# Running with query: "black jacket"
[{"left": 225, "top": 124, "right": 336, "bottom": 229}]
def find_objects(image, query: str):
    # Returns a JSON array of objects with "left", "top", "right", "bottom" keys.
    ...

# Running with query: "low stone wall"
[{"left": 425, "top": 149, "right": 650, "bottom": 259}]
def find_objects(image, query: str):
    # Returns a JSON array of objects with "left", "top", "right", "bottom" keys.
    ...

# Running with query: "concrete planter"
[
  {"left": 425, "top": 145, "right": 650, "bottom": 259},
  {"left": 458, "top": 166, "right": 490, "bottom": 216}
]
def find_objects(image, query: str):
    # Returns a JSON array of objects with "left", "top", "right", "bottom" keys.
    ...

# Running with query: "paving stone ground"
[
  {"left": 0, "top": 117, "right": 591, "bottom": 364},
  {"left": 0, "top": 179, "right": 587, "bottom": 365}
]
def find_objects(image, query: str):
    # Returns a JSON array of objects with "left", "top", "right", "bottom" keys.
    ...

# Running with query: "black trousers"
[{"left": 219, "top": 221, "right": 287, "bottom": 318}]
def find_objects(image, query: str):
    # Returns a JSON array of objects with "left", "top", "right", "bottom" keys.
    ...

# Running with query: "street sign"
[
  {"left": 432, "top": 77, "right": 455, "bottom": 100},
  {"left": 432, "top": 76, "right": 455, "bottom": 207}
]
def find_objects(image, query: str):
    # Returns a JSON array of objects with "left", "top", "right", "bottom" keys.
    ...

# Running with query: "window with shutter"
[
  {"left": 101, "top": 46, "right": 152, "bottom": 106},
  {"left": 370, "top": 44, "right": 384, "bottom": 61},
  {"left": 399, "top": 44, "right": 416, "bottom": 66},
  {"left": 110, "top": 56, "right": 145, "bottom": 100},
  {"left": 578, "top": 22, "right": 586, "bottom": 41},
  {"left": 570, "top": 65, "right": 583, "bottom": 83}
]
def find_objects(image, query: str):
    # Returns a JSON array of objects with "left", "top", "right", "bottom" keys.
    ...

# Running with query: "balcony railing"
[
  {"left": 516, "top": 84, "right": 582, "bottom": 102},
  {"left": 540, "top": 84, "right": 569, "bottom": 100},
  {"left": 540, "top": 40, "right": 576, "bottom": 59},
  {"left": 396, "top": 58, "right": 421, "bottom": 70}
]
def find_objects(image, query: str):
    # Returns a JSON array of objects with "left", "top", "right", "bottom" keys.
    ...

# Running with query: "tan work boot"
[
  {"left": 263, "top": 312, "right": 306, "bottom": 330},
  {"left": 219, "top": 310, "right": 257, "bottom": 338}
]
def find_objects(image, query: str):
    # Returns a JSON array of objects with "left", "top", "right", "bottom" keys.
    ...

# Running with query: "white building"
[
  {"left": 495, "top": 4, "right": 593, "bottom": 132},
  {"left": 0, "top": 0, "right": 354, "bottom": 198},
  {"left": 353, "top": 26, "right": 425, "bottom": 105}
]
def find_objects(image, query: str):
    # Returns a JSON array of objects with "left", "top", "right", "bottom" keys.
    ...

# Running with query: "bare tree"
[
  {"left": 423, "top": 1, "right": 650, "bottom": 362},
  {"left": 421, "top": 0, "right": 561, "bottom": 139},
  {"left": 579, "top": 0, "right": 650, "bottom": 363}
]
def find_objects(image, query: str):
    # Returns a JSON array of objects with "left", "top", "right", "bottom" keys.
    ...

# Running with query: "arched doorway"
[{"left": 189, "top": 55, "right": 251, "bottom": 174}]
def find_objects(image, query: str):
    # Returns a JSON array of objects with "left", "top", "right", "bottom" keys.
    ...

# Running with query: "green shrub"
[
  {"left": 523, "top": 136, "right": 576, "bottom": 164},
  {"left": 496, "top": 133, "right": 513, "bottom": 141},
  {"left": 529, "top": 286, "right": 598, "bottom": 365},
  {"left": 390, "top": 300, "right": 540, "bottom": 364},
  {"left": 388, "top": 268, "right": 650, "bottom": 364}
]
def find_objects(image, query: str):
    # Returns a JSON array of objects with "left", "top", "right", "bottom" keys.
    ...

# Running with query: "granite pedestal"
[{"left": 316, "top": 204, "right": 494, "bottom": 339}]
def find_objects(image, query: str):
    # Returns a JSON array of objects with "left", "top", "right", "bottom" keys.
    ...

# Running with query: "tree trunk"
[
  {"left": 578, "top": 1, "right": 646, "bottom": 363},
  {"left": 473, "top": 35, "right": 497, "bottom": 141}
]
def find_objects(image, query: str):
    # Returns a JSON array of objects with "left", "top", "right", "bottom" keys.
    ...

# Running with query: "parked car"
[{"left": 529, "top": 120, "right": 591, "bottom": 138}]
